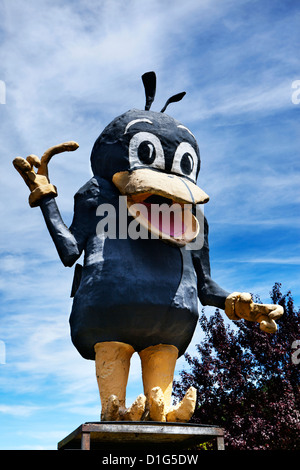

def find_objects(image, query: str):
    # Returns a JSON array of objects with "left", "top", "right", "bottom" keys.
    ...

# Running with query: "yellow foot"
[
  {"left": 166, "top": 386, "right": 197, "bottom": 422},
  {"left": 120, "top": 394, "right": 146, "bottom": 421},
  {"left": 146, "top": 386, "right": 197, "bottom": 423},
  {"left": 101, "top": 394, "right": 146, "bottom": 421}
]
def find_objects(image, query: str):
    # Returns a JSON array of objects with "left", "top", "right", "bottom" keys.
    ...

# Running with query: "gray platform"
[{"left": 57, "top": 421, "right": 225, "bottom": 451}]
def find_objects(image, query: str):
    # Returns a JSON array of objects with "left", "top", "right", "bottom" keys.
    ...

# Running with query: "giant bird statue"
[{"left": 13, "top": 72, "right": 283, "bottom": 422}]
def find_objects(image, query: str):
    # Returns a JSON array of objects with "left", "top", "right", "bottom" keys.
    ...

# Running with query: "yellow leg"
[
  {"left": 94, "top": 341, "right": 134, "bottom": 420},
  {"left": 139, "top": 343, "right": 197, "bottom": 422},
  {"left": 139, "top": 344, "right": 178, "bottom": 421}
]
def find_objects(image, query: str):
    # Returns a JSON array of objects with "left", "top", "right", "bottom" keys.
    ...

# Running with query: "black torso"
[{"left": 69, "top": 177, "right": 199, "bottom": 359}]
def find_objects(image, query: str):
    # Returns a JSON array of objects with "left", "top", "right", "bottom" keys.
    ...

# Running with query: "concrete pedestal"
[{"left": 57, "top": 421, "right": 225, "bottom": 451}]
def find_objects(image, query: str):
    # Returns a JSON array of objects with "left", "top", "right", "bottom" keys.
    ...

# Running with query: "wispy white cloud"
[
  {"left": 226, "top": 256, "right": 300, "bottom": 265},
  {"left": 0, "top": 404, "right": 41, "bottom": 417}
]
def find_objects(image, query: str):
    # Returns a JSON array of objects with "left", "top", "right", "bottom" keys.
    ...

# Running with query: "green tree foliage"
[{"left": 173, "top": 283, "right": 300, "bottom": 450}]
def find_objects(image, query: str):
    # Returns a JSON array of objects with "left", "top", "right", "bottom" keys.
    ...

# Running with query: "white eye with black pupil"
[
  {"left": 138, "top": 141, "right": 156, "bottom": 164},
  {"left": 180, "top": 152, "right": 194, "bottom": 175},
  {"left": 129, "top": 132, "right": 165, "bottom": 170},
  {"left": 171, "top": 142, "right": 198, "bottom": 182}
]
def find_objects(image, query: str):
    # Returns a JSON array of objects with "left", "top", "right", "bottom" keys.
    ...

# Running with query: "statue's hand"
[
  {"left": 13, "top": 141, "right": 79, "bottom": 207},
  {"left": 13, "top": 154, "right": 57, "bottom": 207},
  {"left": 225, "top": 292, "right": 283, "bottom": 333}
]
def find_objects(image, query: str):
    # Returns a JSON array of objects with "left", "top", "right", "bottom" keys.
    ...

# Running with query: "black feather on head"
[{"left": 142, "top": 71, "right": 156, "bottom": 111}]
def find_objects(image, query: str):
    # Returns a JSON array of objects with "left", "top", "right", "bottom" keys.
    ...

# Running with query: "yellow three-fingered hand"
[{"left": 13, "top": 141, "right": 79, "bottom": 207}]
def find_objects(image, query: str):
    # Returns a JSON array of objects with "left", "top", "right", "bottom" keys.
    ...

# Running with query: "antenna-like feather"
[
  {"left": 142, "top": 71, "right": 156, "bottom": 111},
  {"left": 160, "top": 91, "right": 186, "bottom": 113}
]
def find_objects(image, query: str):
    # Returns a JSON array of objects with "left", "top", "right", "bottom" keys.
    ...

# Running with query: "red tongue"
[{"left": 141, "top": 202, "right": 186, "bottom": 237}]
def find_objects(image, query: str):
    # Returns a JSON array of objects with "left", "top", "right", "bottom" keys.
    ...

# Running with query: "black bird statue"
[{"left": 13, "top": 72, "right": 283, "bottom": 422}]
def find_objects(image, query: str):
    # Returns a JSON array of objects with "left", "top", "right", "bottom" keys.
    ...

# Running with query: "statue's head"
[{"left": 90, "top": 72, "right": 209, "bottom": 245}]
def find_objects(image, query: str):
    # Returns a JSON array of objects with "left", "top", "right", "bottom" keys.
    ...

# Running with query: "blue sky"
[{"left": 0, "top": 0, "right": 299, "bottom": 450}]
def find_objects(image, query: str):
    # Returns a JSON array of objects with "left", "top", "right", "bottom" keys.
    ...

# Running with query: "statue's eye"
[
  {"left": 171, "top": 142, "right": 198, "bottom": 182},
  {"left": 137, "top": 141, "right": 156, "bottom": 165},
  {"left": 129, "top": 132, "right": 165, "bottom": 170},
  {"left": 180, "top": 152, "right": 194, "bottom": 175}
]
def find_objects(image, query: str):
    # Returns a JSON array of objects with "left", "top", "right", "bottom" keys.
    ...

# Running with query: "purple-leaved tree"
[{"left": 173, "top": 283, "right": 300, "bottom": 450}]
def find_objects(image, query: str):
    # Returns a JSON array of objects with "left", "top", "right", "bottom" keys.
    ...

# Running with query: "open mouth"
[
  {"left": 126, "top": 193, "right": 199, "bottom": 247},
  {"left": 112, "top": 168, "right": 208, "bottom": 246},
  {"left": 135, "top": 194, "right": 186, "bottom": 237}
]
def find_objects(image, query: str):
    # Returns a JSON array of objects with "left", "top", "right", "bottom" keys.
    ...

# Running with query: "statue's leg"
[
  {"left": 139, "top": 343, "right": 197, "bottom": 422},
  {"left": 139, "top": 344, "right": 178, "bottom": 421},
  {"left": 94, "top": 341, "right": 134, "bottom": 420}
]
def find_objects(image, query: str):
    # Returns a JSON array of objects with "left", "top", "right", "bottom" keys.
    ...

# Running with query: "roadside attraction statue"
[{"left": 13, "top": 72, "right": 283, "bottom": 422}]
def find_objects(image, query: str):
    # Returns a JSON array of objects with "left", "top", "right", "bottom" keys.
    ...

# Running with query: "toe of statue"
[
  {"left": 101, "top": 394, "right": 147, "bottom": 421},
  {"left": 166, "top": 386, "right": 197, "bottom": 423}
]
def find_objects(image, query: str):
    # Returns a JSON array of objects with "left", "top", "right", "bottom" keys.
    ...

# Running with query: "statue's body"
[{"left": 13, "top": 73, "right": 283, "bottom": 422}]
